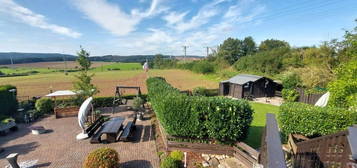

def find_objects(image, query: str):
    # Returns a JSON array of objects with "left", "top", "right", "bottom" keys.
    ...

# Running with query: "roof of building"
[{"left": 220, "top": 74, "right": 264, "bottom": 85}]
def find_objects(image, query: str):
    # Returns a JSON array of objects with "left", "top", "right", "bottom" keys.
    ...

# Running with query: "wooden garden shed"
[{"left": 219, "top": 74, "right": 280, "bottom": 99}]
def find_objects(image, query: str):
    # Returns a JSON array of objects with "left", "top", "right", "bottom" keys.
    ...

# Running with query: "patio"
[{"left": 0, "top": 108, "right": 159, "bottom": 168}]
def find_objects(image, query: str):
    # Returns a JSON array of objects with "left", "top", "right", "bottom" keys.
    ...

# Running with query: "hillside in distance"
[{"left": 0, "top": 52, "right": 203, "bottom": 65}]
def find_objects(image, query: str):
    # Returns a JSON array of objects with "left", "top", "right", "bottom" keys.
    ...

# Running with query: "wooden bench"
[
  {"left": 85, "top": 116, "right": 106, "bottom": 137},
  {"left": 119, "top": 116, "right": 137, "bottom": 141},
  {"left": 90, "top": 117, "right": 124, "bottom": 144},
  {"left": 90, "top": 125, "right": 105, "bottom": 144}
]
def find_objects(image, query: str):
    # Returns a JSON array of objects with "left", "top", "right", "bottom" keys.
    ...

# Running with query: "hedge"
[
  {"left": 147, "top": 77, "right": 253, "bottom": 143},
  {"left": 0, "top": 85, "right": 18, "bottom": 116},
  {"left": 278, "top": 102, "right": 357, "bottom": 137},
  {"left": 50, "top": 94, "right": 147, "bottom": 108}
]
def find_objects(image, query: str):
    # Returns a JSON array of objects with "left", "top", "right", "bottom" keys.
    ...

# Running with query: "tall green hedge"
[
  {"left": 279, "top": 102, "right": 357, "bottom": 137},
  {"left": 0, "top": 85, "right": 18, "bottom": 116},
  {"left": 147, "top": 77, "right": 253, "bottom": 142}
]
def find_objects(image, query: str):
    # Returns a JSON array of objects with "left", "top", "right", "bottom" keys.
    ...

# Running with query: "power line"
[{"left": 237, "top": 0, "right": 341, "bottom": 25}]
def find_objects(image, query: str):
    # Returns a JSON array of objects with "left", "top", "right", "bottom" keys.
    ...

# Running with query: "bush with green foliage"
[
  {"left": 160, "top": 156, "right": 181, "bottom": 168},
  {"left": 35, "top": 98, "right": 53, "bottom": 115},
  {"left": 234, "top": 47, "right": 290, "bottom": 75},
  {"left": 170, "top": 150, "right": 184, "bottom": 161},
  {"left": 83, "top": 147, "right": 119, "bottom": 168},
  {"left": 0, "top": 85, "right": 18, "bottom": 117},
  {"left": 92, "top": 95, "right": 147, "bottom": 108},
  {"left": 147, "top": 77, "right": 253, "bottom": 143},
  {"left": 281, "top": 89, "right": 299, "bottom": 102},
  {"left": 281, "top": 72, "right": 301, "bottom": 89},
  {"left": 328, "top": 61, "right": 357, "bottom": 110},
  {"left": 279, "top": 102, "right": 357, "bottom": 137},
  {"left": 192, "top": 61, "right": 215, "bottom": 74},
  {"left": 192, "top": 87, "right": 209, "bottom": 96},
  {"left": 133, "top": 97, "right": 144, "bottom": 111}
]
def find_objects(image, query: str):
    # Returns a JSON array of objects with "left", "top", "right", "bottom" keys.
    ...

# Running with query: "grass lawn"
[{"left": 244, "top": 102, "right": 280, "bottom": 149}]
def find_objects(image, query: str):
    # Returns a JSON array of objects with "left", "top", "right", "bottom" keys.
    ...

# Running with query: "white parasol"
[{"left": 76, "top": 97, "right": 93, "bottom": 140}]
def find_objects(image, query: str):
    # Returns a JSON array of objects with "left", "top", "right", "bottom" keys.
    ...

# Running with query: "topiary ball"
[{"left": 83, "top": 147, "right": 119, "bottom": 168}]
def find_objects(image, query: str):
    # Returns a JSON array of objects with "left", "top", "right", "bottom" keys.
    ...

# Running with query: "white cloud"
[
  {"left": 163, "top": 0, "right": 228, "bottom": 33},
  {"left": 74, "top": 0, "right": 167, "bottom": 36},
  {"left": 162, "top": 11, "right": 188, "bottom": 25},
  {"left": 0, "top": 0, "right": 81, "bottom": 38}
]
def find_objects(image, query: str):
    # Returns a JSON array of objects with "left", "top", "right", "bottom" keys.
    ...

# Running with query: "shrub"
[
  {"left": 192, "top": 87, "right": 209, "bottom": 96},
  {"left": 170, "top": 150, "right": 184, "bottom": 161},
  {"left": 93, "top": 95, "right": 147, "bottom": 108},
  {"left": 147, "top": 77, "right": 253, "bottom": 143},
  {"left": 35, "top": 98, "right": 53, "bottom": 115},
  {"left": 133, "top": 97, "right": 144, "bottom": 111},
  {"left": 328, "top": 61, "right": 357, "bottom": 110},
  {"left": 192, "top": 61, "right": 215, "bottom": 74},
  {"left": 281, "top": 72, "right": 301, "bottom": 89},
  {"left": 83, "top": 147, "right": 119, "bottom": 168},
  {"left": 0, "top": 85, "right": 18, "bottom": 116},
  {"left": 281, "top": 89, "right": 299, "bottom": 102},
  {"left": 278, "top": 102, "right": 357, "bottom": 137},
  {"left": 160, "top": 156, "right": 181, "bottom": 168}
]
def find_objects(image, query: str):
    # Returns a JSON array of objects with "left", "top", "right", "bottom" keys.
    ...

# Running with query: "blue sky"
[{"left": 0, "top": 0, "right": 356, "bottom": 56}]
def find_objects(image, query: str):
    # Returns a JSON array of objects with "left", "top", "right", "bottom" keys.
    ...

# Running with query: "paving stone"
[{"left": 0, "top": 111, "right": 159, "bottom": 168}]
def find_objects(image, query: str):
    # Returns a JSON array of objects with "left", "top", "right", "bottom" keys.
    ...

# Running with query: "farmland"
[{"left": 0, "top": 62, "right": 218, "bottom": 98}]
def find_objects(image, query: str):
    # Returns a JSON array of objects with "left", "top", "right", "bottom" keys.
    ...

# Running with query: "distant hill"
[
  {"left": 0, "top": 52, "right": 203, "bottom": 65},
  {"left": 0, "top": 52, "right": 76, "bottom": 65}
]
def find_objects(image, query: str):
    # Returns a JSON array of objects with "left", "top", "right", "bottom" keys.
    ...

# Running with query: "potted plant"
[{"left": 132, "top": 97, "right": 144, "bottom": 121}]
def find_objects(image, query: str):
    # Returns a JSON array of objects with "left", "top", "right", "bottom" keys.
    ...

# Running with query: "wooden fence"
[
  {"left": 158, "top": 120, "right": 259, "bottom": 167},
  {"left": 289, "top": 126, "right": 357, "bottom": 168},
  {"left": 296, "top": 88, "right": 324, "bottom": 105}
]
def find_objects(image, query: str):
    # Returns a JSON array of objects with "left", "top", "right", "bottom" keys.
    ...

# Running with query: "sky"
[{"left": 0, "top": 0, "right": 356, "bottom": 56}]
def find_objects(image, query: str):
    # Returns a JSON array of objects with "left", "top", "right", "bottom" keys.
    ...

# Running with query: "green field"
[
  {"left": 0, "top": 66, "right": 54, "bottom": 74},
  {"left": 244, "top": 102, "right": 280, "bottom": 149},
  {"left": 91, "top": 63, "right": 142, "bottom": 72}
]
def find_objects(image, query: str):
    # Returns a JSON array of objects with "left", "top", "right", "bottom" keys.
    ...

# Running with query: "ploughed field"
[{"left": 0, "top": 62, "right": 218, "bottom": 98}]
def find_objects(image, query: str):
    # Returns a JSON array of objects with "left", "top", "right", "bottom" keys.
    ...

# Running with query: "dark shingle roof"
[{"left": 220, "top": 74, "right": 263, "bottom": 85}]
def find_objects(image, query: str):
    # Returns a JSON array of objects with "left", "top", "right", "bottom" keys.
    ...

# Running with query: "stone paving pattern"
[{"left": 0, "top": 110, "right": 159, "bottom": 168}]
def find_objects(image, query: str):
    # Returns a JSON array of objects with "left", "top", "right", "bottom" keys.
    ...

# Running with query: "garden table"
[{"left": 101, "top": 117, "right": 125, "bottom": 143}]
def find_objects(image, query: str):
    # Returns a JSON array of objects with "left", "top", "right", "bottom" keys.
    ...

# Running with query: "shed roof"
[{"left": 220, "top": 74, "right": 264, "bottom": 85}]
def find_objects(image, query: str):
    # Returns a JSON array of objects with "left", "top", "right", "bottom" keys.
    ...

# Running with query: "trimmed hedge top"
[
  {"left": 147, "top": 77, "right": 253, "bottom": 143},
  {"left": 279, "top": 102, "right": 357, "bottom": 137}
]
